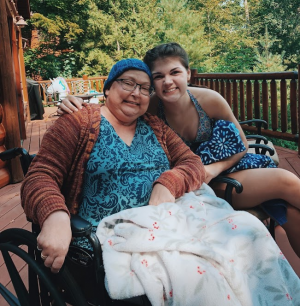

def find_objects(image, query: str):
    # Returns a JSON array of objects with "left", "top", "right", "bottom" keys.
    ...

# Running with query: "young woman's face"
[
  {"left": 105, "top": 70, "right": 151, "bottom": 123},
  {"left": 151, "top": 57, "right": 191, "bottom": 104}
]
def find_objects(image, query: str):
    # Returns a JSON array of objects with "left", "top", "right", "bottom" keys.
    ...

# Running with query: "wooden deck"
[{"left": 0, "top": 106, "right": 299, "bottom": 305}]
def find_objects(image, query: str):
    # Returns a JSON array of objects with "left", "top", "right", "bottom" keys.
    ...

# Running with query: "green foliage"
[
  {"left": 25, "top": 0, "right": 298, "bottom": 79},
  {"left": 254, "top": 0, "right": 300, "bottom": 70},
  {"left": 253, "top": 27, "right": 287, "bottom": 72}
]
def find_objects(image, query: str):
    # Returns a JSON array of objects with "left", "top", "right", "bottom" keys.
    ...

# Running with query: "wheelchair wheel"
[{"left": 0, "top": 228, "right": 88, "bottom": 306}]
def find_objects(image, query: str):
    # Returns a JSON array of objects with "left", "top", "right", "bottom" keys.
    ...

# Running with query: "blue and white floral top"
[{"left": 78, "top": 115, "right": 170, "bottom": 228}]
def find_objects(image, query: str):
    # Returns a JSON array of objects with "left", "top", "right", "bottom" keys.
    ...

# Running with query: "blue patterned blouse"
[{"left": 78, "top": 115, "right": 170, "bottom": 228}]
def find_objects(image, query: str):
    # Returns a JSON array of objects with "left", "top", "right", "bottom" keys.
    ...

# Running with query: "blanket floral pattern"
[{"left": 96, "top": 184, "right": 300, "bottom": 306}]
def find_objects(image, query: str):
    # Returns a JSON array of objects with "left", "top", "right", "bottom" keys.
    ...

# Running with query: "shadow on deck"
[{"left": 0, "top": 106, "right": 299, "bottom": 305}]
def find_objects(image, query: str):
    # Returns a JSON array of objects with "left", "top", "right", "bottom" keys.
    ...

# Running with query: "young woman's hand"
[
  {"left": 149, "top": 183, "right": 175, "bottom": 206},
  {"left": 37, "top": 211, "right": 72, "bottom": 273},
  {"left": 57, "top": 95, "right": 83, "bottom": 115},
  {"left": 203, "top": 164, "right": 224, "bottom": 184}
]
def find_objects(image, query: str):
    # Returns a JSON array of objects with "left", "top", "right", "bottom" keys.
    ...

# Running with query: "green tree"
[
  {"left": 253, "top": 25, "right": 287, "bottom": 72},
  {"left": 155, "top": 0, "right": 211, "bottom": 70},
  {"left": 254, "top": 0, "right": 300, "bottom": 69}
]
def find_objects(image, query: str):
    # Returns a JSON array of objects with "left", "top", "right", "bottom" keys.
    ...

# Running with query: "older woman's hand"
[
  {"left": 149, "top": 184, "right": 175, "bottom": 206},
  {"left": 57, "top": 95, "right": 83, "bottom": 115},
  {"left": 37, "top": 211, "right": 72, "bottom": 273}
]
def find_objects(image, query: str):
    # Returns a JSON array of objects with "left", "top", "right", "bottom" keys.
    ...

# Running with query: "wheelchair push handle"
[
  {"left": 0, "top": 147, "right": 35, "bottom": 176},
  {"left": 0, "top": 147, "right": 29, "bottom": 161}
]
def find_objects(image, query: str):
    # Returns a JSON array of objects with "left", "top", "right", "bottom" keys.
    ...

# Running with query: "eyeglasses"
[{"left": 116, "top": 79, "right": 154, "bottom": 96}]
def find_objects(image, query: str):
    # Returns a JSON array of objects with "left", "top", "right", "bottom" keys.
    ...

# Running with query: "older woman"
[{"left": 21, "top": 59, "right": 205, "bottom": 274}]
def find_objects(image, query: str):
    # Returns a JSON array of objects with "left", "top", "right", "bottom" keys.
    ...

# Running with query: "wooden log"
[
  {"left": 0, "top": 168, "right": 10, "bottom": 188},
  {"left": 239, "top": 80, "right": 245, "bottom": 121},
  {"left": 214, "top": 80, "right": 219, "bottom": 93},
  {"left": 220, "top": 80, "right": 225, "bottom": 98},
  {"left": 270, "top": 80, "right": 278, "bottom": 131},
  {"left": 290, "top": 79, "right": 297, "bottom": 134},
  {"left": 298, "top": 64, "right": 300, "bottom": 155},
  {"left": 262, "top": 80, "right": 269, "bottom": 124},
  {"left": 246, "top": 80, "right": 253, "bottom": 121},
  {"left": 0, "top": 123, "right": 6, "bottom": 146},
  {"left": 0, "top": 1, "right": 24, "bottom": 182},
  {"left": 190, "top": 68, "right": 197, "bottom": 85},
  {"left": 11, "top": 25, "right": 26, "bottom": 139},
  {"left": 254, "top": 80, "right": 260, "bottom": 119},
  {"left": 232, "top": 80, "right": 238, "bottom": 118},
  {"left": 280, "top": 79, "right": 287, "bottom": 133},
  {"left": 0, "top": 104, "right": 3, "bottom": 122},
  {"left": 226, "top": 80, "right": 232, "bottom": 107}
]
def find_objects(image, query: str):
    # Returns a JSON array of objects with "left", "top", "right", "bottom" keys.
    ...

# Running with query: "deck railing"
[
  {"left": 37, "top": 75, "right": 108, "bottom": 103},
  {"left": 190, "top": 65, "right": 300, "bottom": 154},
  {"left": 37, "top": 66, "right": 300, "bottom": 154}
]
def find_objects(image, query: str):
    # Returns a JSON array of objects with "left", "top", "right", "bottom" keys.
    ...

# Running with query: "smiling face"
[
  {"left": 151, "top": 57, "right": 191, "bottom": 104},
  {"left": 104, "top": 70, "right": 151, "bottom": 124}
]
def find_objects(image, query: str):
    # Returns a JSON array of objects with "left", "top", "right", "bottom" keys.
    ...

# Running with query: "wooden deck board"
[{"left": 0, "top": 106, "right": 299, "bottom": 304}]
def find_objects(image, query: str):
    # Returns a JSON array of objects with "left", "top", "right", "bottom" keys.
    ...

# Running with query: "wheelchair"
[
  {"left": 0, "top": 131, "right": 280, "bottom": 305},
  {"left": 0, "top": 148, "right": 151, "bottom": 306}
]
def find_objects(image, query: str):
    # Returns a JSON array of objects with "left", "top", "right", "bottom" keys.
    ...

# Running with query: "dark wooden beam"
[{"left": 0, "top": 0, "right": 24, "bottom": 182}]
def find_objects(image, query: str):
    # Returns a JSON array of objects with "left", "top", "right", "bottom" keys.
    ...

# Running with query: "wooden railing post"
[
  {"left": 280, "top": 79, "right": 287, "bottom": 133},
  {"left": 262, "top": 80, "right": 269, "bottom": 124},
  {"left": 83, "top": 75, "right": 89, "bottom": 93},
  {"left": 254, "top": 80, "right": 260, "bottom": 119},
  {"left": 190, "top": 69, "right": 197, "bottom": 85},
  {"left": 239, "top": 80, "right": 245, "bottom": 121},
  {"left": 298, "top": 64, "right": 300, "bottom": 155}
]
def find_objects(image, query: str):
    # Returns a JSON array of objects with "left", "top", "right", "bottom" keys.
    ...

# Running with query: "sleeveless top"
[
  {"left": 78, "top": 115, "right": 170, "bottom": 228},
  {"left": 157, "top": 90, "right": 213, "bottom": 148}
]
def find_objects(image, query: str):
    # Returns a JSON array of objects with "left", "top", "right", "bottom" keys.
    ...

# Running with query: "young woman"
[{"left": 59, "top": 43, "right": 300, "bottom": 257}]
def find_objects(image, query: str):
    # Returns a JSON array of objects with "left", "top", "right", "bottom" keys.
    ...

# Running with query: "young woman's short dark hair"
[{"left": 143, "top": 42, "right": 189, "bottom": 70}]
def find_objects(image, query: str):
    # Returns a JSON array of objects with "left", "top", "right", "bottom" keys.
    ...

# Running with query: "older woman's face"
[{"left": 105, "top": 70, "right": 151, "bottom": 123}]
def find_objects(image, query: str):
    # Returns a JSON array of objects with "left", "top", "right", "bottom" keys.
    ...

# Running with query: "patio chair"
[
  {"left": 0, "top": 148, "right": 151, "bottom": 306},
  {"left": 210, "top": 118, "right": 280, "bottom": 238}
]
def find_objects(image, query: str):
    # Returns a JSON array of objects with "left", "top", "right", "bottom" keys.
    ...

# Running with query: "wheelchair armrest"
[
  {"left": 210, "top": 176, "right": 243, "bottom": 205},
  {"left": 246, "top": 134, "right": 269, "bottom": 144},
  {"left": 70, "top": 215, "right": 104, "bottom": 270},
  {"left": 70, "top": 214, "right": 93, "bottom": 237},
  {"left": 248, "top": 143, "right": 275, "bottom": 156},
  {"left": 239, "top": 119, "right": 268, "bottom": 135}
]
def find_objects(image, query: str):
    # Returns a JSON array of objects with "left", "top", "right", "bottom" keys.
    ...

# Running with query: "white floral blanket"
[{"left": 96, "top": 184, "right": 300, "bottom": 306}]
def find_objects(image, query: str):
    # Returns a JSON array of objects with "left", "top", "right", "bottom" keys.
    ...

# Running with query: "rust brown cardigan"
[{"left": 21, "top": 104, "right": 206, "bottom": 226}]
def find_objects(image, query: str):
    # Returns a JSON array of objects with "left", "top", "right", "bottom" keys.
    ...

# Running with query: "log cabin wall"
[
  {"left": 0, "top": 0, "right": 31, "bottom": 187},
  {"left": 0, "top": 104, "right": 10, "bottom": 188}
]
